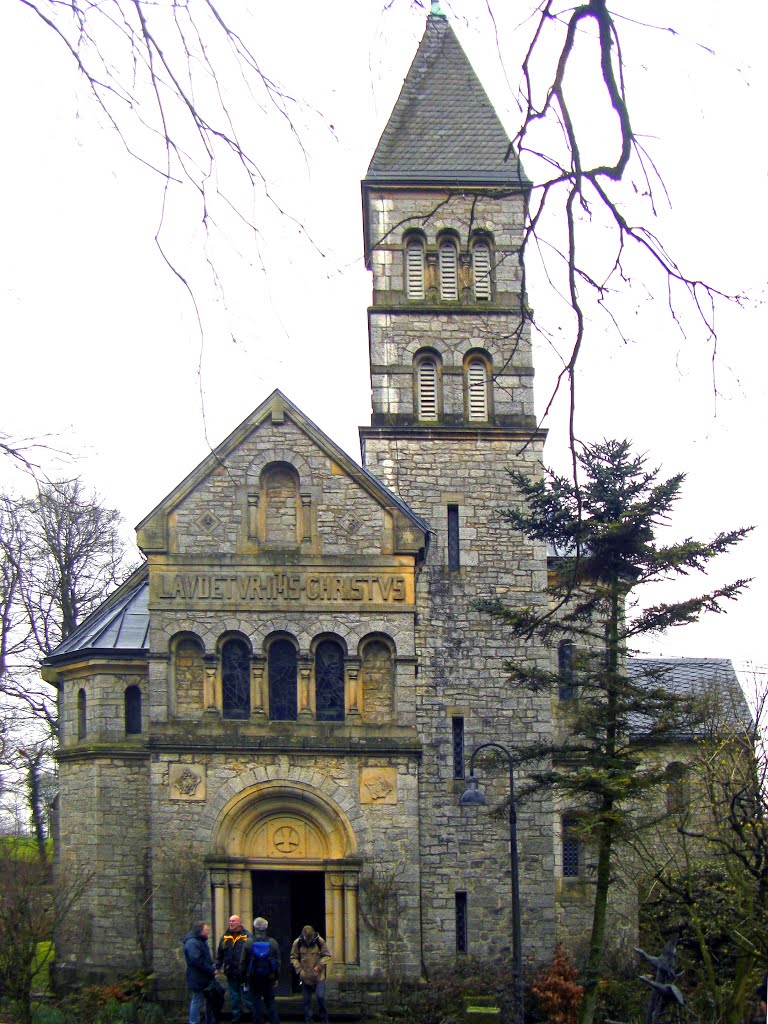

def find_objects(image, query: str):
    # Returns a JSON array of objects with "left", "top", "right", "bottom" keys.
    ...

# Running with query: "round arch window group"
[
  {"left": 171, "top": 631, "right": 397, "bottom": 723},
  {"left": 404, "top": 231, "right": 493, "bottom": 304}
]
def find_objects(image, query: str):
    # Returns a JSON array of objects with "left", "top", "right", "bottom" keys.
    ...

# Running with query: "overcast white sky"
[{"left": 1, "top": 1, "right": 767, "bottom": 684}]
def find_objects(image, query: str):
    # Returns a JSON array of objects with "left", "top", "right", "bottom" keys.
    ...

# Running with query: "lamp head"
[{"left": 459, "top": 774, "right": 487, "bottom": 806}]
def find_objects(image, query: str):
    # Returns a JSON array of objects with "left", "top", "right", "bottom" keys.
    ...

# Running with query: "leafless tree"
[
  {"left": 0, "top": 838, "right": 93, "bottom": 1024},
  {"left": 0, "top": 479, "right": 137, "bottom": 853}
]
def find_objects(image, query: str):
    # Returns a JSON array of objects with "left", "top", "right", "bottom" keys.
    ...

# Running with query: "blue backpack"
[{"left": 250, "top": 940, "right": 278, "bottom": 980}]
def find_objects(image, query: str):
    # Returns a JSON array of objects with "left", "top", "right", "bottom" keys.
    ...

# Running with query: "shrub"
[
  {"left": 378, "top": 956, "right": 518, "bottom": 1024},
  {"left": 530, "top": 943, "right": 583, "bottom": 1024}
]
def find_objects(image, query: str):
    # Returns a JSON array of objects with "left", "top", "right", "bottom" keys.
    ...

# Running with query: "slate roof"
[
  {"left": 45, "top": 564, "right": 149, "bottom": 662},
  {"left": 627, "top": 657, "right": 751, "bottom": 737},
  {"left": 365, "top": 13, "right": 528, "bottom": 187}
]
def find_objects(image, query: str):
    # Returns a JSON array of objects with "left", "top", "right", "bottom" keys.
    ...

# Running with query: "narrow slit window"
[
  {"left": 417, "top": 358, "right": 438, "bottom": 421},
  {"left": 406, "top": 237, "right": 425, "bottom": 300},
  {"left": 124, "top": 685, "right": 142, "bottom": 735},
  {"left": 467, "top": 358, "right": 488, "bottom": 422},
  {"left": 452, "top": 716, "right": 465, "bottom": 779},
  {"left": 447, "top": 504, "right": 460, "bottom": 571},
  {"left": 473, "top": 241, "right": 492, "bottom": 300},
  {"left": 562, "top": 817, "right": 580, "bottom": 877},
  {"left": 558, "top": 639, "right": 576, "bottom": 700},
  {"left": 77, "top": 688, "right": 87, "bottom": 741},
  {"left": 439, "top": 239, "right": 459, "bottom": 300},
  {"left": 455, "top": 892, "right": 468, "bottom": 953}
]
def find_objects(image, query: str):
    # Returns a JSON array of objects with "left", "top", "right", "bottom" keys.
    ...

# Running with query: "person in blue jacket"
[{"left": 183, "top": 921, "right": 217, "bottom": 1024}]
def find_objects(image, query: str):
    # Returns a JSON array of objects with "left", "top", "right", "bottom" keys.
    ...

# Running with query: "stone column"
[
  {"left": 329, "top": 874, "right": 345, "bottom": 963},
  {"left": 298, "top": 657, "right": 313, "bottom": 719},
  {"left": 248, "top": 493, "right": 259, "bottom": 539},
  {"left": 211, "top": 873, "right": 228, "bottom": 944},
  {"left": 251, "top": 656, "right": 266, "bottom": 719},
  {"left": 203, "top": 657, "right": 219, "bottom": 713},
  {"left": 300, "top": 493, "right": 312, "bottom": 543},
  {"left": 229, "top": 873, "right": 242, "bottom": 924},
  {"left": 346, "top": 659, "right": 361, "bottom": 717},
  {"left": 344, "top": 875, "right": 359, "bottom": 964}
]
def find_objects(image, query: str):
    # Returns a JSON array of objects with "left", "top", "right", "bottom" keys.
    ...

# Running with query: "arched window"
[
  {"left": 268, "top": 638, "right": 298, "bottom": 721},
  {"left": 439, "top": 237, "right": 459, "bottom": 300},
  {"left": 562, "top": 816, "right": 580, "bottom": 877},
  {"left": 172, "top": 635, "right": 205, "bottom": 716},
  {"left": 405, "top": 235, "right": 425, "bottom": 300},
  {"left": 315, "top": 640, "right": 345, "bottom": 722},
  {"left": 665, "top": 762, "right": 689, "bottom": 814},
  {"left": 261, "top": 462, "right": 300, "bottom": 548},
  {"left": 124, "top": 685, "right": 142, "bottom": 735},
  {"left": 466, "top": 356, "right": 490, "bottom": 422},
  {"left": 472, "top": 239, "right": 492, "bottom": 300},
  {"left": 222, "top": 637, "right": 251, "bottom": 720},
  {"left": 415, "top": 353, "right": 440, "bottom": 421},
  {"left": 558, "top": 639, "right": 576, "bottom": 700},
  {"left": 77, "top": 688, "right": 87, "bottom": 741},
  {"left": 361, "top": 638, "right": 395, "bottom": 723}
]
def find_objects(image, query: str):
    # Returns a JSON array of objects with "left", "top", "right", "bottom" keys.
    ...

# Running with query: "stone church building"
[{"left": 42, "top": 9, "right": 743, "bottom": 1009}]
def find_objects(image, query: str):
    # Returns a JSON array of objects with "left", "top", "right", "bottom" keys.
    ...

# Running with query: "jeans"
[
  {"left": 227, "top": 976, "right": 253, "bottom": 1022},
  {"left": 188, "top": 990, "right": 216, "bottom": 1024},
  {"left": 302, "top": 981, "right": 328, "bottom": 1024},
  {"left": 250, "top": 978, "right": 281, "bottom": 1024}
]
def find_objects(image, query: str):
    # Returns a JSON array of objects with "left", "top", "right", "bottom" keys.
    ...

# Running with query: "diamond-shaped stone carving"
[{"left": 196, "top": 510, "right": 222, "bottom": 535}]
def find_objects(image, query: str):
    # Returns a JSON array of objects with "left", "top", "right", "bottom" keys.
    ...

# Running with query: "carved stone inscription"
[{"left": 152, "top": 570, "right": 410, "bottom": 608}]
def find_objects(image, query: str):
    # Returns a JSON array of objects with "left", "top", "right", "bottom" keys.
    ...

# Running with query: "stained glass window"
[
  {"left": 269, "top": 639, "right": 298, "bottom": 721},
  {"left": 315, "top": 640, "right": 345, "bottom": 722},
  {"left": 222, "top": 638, "right": 251, "bottom": 719}
]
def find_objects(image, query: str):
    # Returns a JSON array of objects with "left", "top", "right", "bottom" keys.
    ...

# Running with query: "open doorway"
[{"left": 251, "top": 870, "right": 326, "bottom": 994}]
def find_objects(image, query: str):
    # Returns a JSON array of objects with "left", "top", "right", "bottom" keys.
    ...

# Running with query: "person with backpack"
[
  {"left": 215, "top": 914, "right": 252, "bottom": 1024},
  {"left": 242, "top": 916, "right": 281, "bottom": 1024},
  {"left": 290, "top": 925, "right": 332, "bottom": 1024}
]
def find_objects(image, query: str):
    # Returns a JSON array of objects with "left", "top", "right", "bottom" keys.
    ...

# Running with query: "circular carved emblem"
[{"left": 273, "top": 825, "right": 300, "bottom": 853}]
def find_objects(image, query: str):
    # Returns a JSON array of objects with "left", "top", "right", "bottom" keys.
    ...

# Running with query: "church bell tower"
[{"left": 360, "top": 10, "right": 556, "bottom": 965}]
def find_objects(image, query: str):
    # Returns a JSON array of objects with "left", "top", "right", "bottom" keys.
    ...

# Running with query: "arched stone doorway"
[{"left": 209, "top": 782, "right": 360, "bottom": 990}]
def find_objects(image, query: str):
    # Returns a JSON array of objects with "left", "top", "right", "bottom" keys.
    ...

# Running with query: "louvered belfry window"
[
  {"left": 406, "top": 237, "right": 425, "bottom": 300},
  {"left": 467, "top": 358, "right": 488, "bottom": 421},
  {"left": 439, "top": 238, "right": 459, "bottom": 300},
  {"left": 473, "top": 240, "right": 491, "bottom": 300},
  {"left": 417, "top": 357, "right": 438, "bottom": 420}
]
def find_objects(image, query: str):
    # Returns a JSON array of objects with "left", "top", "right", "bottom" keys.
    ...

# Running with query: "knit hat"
[{"left": 254, "top": 917, "right": 268, "bottom": 931}]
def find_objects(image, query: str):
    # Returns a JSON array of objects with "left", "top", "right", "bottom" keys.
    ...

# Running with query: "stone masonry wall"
[
  {"left": 364, "top": 434, "right": 558, "bottom": 968},
  {"left": 56, "top": 750, "right": 150, "bottom": 979}
]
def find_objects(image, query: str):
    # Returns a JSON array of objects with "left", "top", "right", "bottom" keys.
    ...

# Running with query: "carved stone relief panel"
[
  {"left": 169, "top": 763, "right": 207, "bottom": 801},
  {"left": 359, "top": 767, "right": 397, "bottom": 804}
]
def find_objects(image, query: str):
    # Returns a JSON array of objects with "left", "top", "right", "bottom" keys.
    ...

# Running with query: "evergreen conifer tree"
[{"left": 479, "top": 439, "right": 751, "bottom": 1024}]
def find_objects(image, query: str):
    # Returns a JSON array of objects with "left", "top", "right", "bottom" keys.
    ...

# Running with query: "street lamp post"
[{"left": 460, "top": 742, "right": 524, "bottom": 1024}]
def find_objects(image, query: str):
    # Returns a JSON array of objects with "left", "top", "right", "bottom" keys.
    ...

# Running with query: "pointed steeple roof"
[{"left": 365, "top": 13, "right": 527, "bottom": 187}]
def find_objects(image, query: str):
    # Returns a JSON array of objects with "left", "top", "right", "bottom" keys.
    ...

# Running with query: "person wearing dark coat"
[{"left": 183, "top": 921, "right": 217, "bottom": 1024}]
